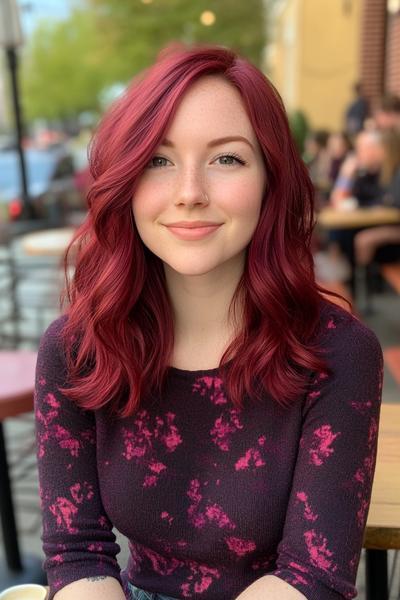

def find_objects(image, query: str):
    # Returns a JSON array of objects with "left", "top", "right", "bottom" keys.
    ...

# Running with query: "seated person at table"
[
  {"left": 327, "top": 132, "right": 352, "bottom": 190},
  {"left": 327, "top": 130, "right": 386, "bottom": 283},
  {"left": 35, "top": 44, "right": 383, "bottom": 600},
  {"left": 354, "top": 129, "right": 400, "bottom": 269},
  {"left": 330, "top": 130, "right": 385, "bottom": 208},
  {"left": 312, "top": 132, "right": 353, "bottom": 211}
]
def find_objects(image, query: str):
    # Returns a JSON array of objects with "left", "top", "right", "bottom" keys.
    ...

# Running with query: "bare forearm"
[
  {"left": 235, "top": 575, "right": 307, "bottom": 600},
  {"left": 53, "top": 575, "right": 126, "bottom": 600}
]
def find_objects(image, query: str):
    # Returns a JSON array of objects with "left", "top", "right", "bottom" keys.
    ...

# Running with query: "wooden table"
[
  {"left": 21, "top": 227, "right": 75, "bottom": 257},
  {"left": 317, "top": 206, "right": 400, "bottom": 301},
  {"left": 0, "top": 352, "right": 46, "bottom": 588},
  {"left": 318, "top": 206, "right": 400, "bottom": 230},
  {"left": 364, "top": 403, "right": 400, "bottom": 599}
]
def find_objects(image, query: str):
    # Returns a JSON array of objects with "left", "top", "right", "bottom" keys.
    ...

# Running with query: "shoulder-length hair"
[
  {"left": 61, "top": 43, "right": 329, "bottom": 416},
  {"left": 380, "top": 128, "right": 400, "bottom": 186}
]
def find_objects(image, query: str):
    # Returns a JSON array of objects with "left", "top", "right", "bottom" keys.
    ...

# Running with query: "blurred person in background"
[
  {"left": 330, "top": 129, "right": 385, "bottom": 208},
  {"left": 354, "top": 128, "right": 400, "bottom": 273},
  {"left": 326, "top": 132, "right": 352, "bottom": 192},
  {"left": 344, "top": 82, "right": 369, "bottom": 136},
  {"left": 309, "top": 132, "right": 352, "bottom": 215},
  {"left": 35, "top": 44, "right": 382, "bottom": 600},
  {"left": 303, "top": 129, "right": 331, "bottom": 202},
  {"left": 373, "top": 94, "right": 400, "bottom": 132},
  {"left": 325, "top": 130, "right": 386, "bottom": 287}
]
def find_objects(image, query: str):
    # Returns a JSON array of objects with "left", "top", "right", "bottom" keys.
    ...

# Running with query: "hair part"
[{"left": 61, "top": 43, "right": 330, "bottom": 416}]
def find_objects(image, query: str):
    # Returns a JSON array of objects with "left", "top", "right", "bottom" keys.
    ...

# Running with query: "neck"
[{"left": 164, "top": 255, "right": 245, "bottom": 343}]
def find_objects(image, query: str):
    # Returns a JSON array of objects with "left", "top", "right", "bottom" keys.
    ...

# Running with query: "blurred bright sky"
[{"left": 18, "top": 0, "right": 71, "bottom": 38}]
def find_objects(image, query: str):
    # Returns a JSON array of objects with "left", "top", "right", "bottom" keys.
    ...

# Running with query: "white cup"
[
  {"left": 0, "top": 584, "right": 48, "bottom": 600},
  {"left": 338, "top": 196, "right": 359, "bottom": 212}
]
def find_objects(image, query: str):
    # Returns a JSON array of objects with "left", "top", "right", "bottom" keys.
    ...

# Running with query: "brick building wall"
[
  {"left": 360, "top": 0, "right": 400, "bottom": 112},
  {"left": 359, "top": 0, "right": 387, "bottom": 112},
  {"left": 386, "top": 11, "right": 400, "bottom": 96}
]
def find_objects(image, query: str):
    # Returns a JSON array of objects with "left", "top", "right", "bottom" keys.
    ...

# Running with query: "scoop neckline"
[{"left": 166, "top": 361, "right": 231, "bottom": 379}]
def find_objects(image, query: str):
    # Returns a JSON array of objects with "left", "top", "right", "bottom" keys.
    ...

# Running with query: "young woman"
[
  {"left": 35, "top": 45, "right": 383, "bottom": 600},
  {"left": 354, "top": 128, "right": 400, "bottom": 268}
]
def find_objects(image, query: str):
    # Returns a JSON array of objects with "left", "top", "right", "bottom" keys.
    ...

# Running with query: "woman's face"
[
  {"left": 328, "top": 134, "right": 348, "bottom": 159},
  {"left": 132, "top": 75, "right": 267, "bottom": 277},
  {"left": 355, "top": 131, "right": 385, "bottom": 171}
]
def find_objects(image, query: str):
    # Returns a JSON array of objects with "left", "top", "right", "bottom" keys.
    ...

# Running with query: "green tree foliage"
[
  {"left": 288, "top": 110, "right": 310, "bottom": 154},
  {"left": 21, "top": 9, "right": 106, "bottom": 121},
  {"left": 21, "top": 0, "right": 266, "bottom": 121},
  {"left": 89, "top": 0, "right": 266, "bottom": 82}
]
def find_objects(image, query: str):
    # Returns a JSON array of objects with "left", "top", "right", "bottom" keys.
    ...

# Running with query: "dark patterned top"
[{"left": 35, "top": 301, "right": 383, "bottom": 600}]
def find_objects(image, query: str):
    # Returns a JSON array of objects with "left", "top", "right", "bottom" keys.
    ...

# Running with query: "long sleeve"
[
  {"left": 270, "top": 311, "right": 383, "bottom": 599},
  {"left": 34, "top": 317, "right": 122, "bottom": 599}
]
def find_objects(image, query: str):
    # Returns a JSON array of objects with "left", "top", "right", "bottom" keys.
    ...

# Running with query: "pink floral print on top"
[
  {"left": 308, "top": 424, "right": 341, "bottom": 466},
  {"left": 210, "top": 409, "right": 243, "bottom": 451},
  {"left": 121, "top": 410, "right": 182, "bottom": 487},
  {"left": 187, "top": 479, "right": 236, "bottom": 530},
  {"left": 193, "top": 376, "right": 227, "bottom": 405}
]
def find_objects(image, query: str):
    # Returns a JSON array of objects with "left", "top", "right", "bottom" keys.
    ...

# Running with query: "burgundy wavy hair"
[{"left": 61, "top": 44, "right": 331, "bottom": 416}]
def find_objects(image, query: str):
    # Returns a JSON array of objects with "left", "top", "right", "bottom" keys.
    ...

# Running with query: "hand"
[{"left": 340, "top": 154, "right": 358, "bottom": 179}]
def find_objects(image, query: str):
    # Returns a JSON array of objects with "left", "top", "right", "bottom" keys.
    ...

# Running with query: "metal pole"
[
  {"left": 0, "top": 421, "right": 23, "bottom": 571},
  {"left": 5, "top": 46, "right": 33, "bottom": 219},
  {"left": 365, "top": 549, "right": 388, "bottom": 600}
]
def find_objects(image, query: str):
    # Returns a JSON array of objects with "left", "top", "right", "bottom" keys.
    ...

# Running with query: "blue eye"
[
  {"left": 216, "top": 153, "right": 246, "bottom": 166},
  {"left": 147, "top": 156, "right": 170, "bottom": 168}
]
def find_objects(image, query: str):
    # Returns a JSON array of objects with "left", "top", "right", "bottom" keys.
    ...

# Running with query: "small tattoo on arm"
[{"left": 86, "top": 576, "right": 107, "bottom": 582}]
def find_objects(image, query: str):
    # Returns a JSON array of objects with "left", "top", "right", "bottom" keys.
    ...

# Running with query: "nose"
[{"left": 174, "top": 167, "right": 209, "bottom": 208}]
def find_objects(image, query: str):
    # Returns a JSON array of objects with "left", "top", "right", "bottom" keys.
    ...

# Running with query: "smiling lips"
[{"left": 165, "top": 221, "right": 222, "bottom": 241}]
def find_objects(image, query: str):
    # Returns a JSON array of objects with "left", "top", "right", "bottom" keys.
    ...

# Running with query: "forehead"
[
  {"left": 165, "top": 76, "right": 257, "bottom": 142},
  {"left": 356, "top": 133, "right": 381, "bottom": 149}
]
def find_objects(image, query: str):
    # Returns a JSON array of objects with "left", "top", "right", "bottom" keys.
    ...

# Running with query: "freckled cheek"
[
  {"left": 217, "top": 179, "right": 263, "bottom": 222},
  {"left": 132, "top": 184, "right": 169, "bottom": 223}
]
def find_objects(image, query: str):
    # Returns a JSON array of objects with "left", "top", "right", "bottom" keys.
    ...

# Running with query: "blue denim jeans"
[{"left": 127, "top": 582, "right": 179, "bottom": 600}]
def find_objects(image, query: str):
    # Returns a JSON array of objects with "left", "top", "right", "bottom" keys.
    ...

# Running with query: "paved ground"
[{"left": 0, "top": 245, "right": 399, "bottom": 598}]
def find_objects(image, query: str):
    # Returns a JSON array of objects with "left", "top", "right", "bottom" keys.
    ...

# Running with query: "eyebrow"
[{"left": 160, "top": 135, "right": 255, "bottom": 151}]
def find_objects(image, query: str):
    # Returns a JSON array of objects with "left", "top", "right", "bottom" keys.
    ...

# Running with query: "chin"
[{"left": 164, "top": 260, "right": 225, "bottom": 277}]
